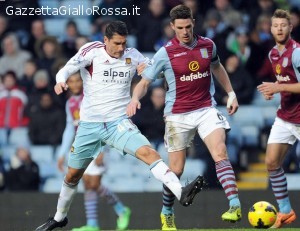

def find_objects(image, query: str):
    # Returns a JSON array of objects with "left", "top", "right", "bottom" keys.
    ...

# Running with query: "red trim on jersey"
[
  {"left": 86, "top": 61, "right": 93, "bottom": 77},
  {"left": 81, "top": 42, "right": 104, "bottom": 56}
]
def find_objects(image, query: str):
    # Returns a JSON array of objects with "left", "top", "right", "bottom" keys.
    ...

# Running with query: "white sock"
[
  {"left": 54, "top": 180, "right": 78, "bottom": 222},
  {"left": 150, "top": 160, "right": 182, "bottom": 200}
]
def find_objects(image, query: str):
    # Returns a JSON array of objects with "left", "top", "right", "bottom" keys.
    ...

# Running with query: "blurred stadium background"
[{"left": 0, "top": 0, "right": 300, "bottom": 230}]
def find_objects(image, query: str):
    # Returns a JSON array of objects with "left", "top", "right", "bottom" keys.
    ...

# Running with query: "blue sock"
[
  {"left": 162, "top": 206, "right": 174, "bottom": 215},
  {"left": 87, "top": 219, "right": 99, "bottom": 228},
  {"left": 229, "top": 196, "right": 241, "bottom": 207},
  {"left": 278, "top": 197, "right": 292, "bottom": 214},
  {"left": 113, "top": 201, "right": 126, "bottom": 216}
]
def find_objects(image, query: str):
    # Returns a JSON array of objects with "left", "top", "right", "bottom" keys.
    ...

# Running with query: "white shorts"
[
  {"left": 84, "top": 159, "right": 106, "bottom": 176},
  {"left": 164, "top": 107, "right": 230, "bottom": 152},
  {"left": 268, "top": 117, "right": 300, "bottom": 145}
]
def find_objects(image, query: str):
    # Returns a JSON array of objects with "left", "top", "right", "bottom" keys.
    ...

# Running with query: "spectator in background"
[
  {"left": 214, "top": 55, "right": 255, "bottom": 105},
  {"left": 250, "top": 14, "right": 275, "bottom": 83},
  {"left": 60, "top": 20, "right": 81, "bottom": 58},
  {"left": 136, "top": 0, "right": 167, "bottom": 52},
  {"left": 248, "top": 0, "right": 277, "bottom": 31},
  {"left": 75, "top": 36, "right": 89, "bottom": 51},
  {"left": 227, "top": 26, "right": 264, "bottom": 79},
  {"left": 0, "top": 71, "right": 28, "bottom": 147},
  {"left": 0, "top": 155, "right": 5, "bottom": 191},
  {"left": 0, "top": 33, "right": 32, "bottom": 79},
  {"left": 0, "top": 15, "right": 10, "bottom": 56},
  {"left": 25, "top": 70, "right": 65, "bottom": 119},
  {"left": 25, "top": 19, "right": 47, "bottom": 58},
  {"left": 28, "top": 92, "right": 65, "bottom": 145},
  {"left": 203, "top": 9, "right": 232, "bottom": 62},
  {"left": 6, "top": 146, "right": 40, "bottom": 191},
  {"left": 182, "top": 0, "right": 204, "bottom": 34},
  {"left": 25, "top": 69, "right": 51, "bottom": 115},
  {"left": 290, "top": 7, "right": 300, "bottom": 42},
  {"left": 154, "top": 18, "right": 175, "bottom": 51},
  {"left": 0, "top": 0, "right": 39, "bottom": 32},
  {"left": 35, "top": 36, "right": 63, "bottom": 85},
  {"left": 19, "top": 59, "right": 38, "bottom": 95},
  {"left": 90, "top": 17, "right": 114, "bottom": 42},
  {"left": 133, "top": 86, "right": 166, "bottom": 151},
  {"left": 212, "top": 0, "right": 244, "bottom": 28}
]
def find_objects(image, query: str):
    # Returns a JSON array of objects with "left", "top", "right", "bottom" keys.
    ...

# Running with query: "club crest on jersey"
[
  {"left": 275, "top": 64, "right": 281, "bottom": 74},
  {"left": 125, "top": 58, "right": 131, "bottom": 65},
  {"left": 282, "top": 57, "right": 288, "bottom": 67},
  {"left": 188, "top": 61, "right": 200, "bottom": 71},
  {"left": 200, "top": 48, "right": 208, "bottom": 58}
]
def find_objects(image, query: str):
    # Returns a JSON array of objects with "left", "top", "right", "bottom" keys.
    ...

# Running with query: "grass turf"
[{"left": 122, "top": 229, "right": 300, "bottom": 231}]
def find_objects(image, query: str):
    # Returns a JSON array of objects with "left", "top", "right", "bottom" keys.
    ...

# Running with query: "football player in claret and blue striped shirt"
[
  {"left": 127, "top": 4, "right": 242, "bottom": 230},
  {"left": 257, "top": 9, "right": 299, "bottom": 229}
]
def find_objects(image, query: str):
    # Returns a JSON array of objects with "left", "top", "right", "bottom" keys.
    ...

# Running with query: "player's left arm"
[
  {"left": 211, "top": 62, "right": 238, "bottom": 115},
  {"left": 127, "top": 48, "right": 167, "bottom": 116}
]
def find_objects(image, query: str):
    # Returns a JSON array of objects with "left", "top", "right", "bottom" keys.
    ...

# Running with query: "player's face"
[
  {"left": 104, "top": 34, "right": 127, "bottom": 58},
  {"left": 271, "top": 18, "right": 292, "bottom": 45},
  {"left": 67, "top": 74, "right": 82, "bottom": 95},
  {"left": 171, "top": 18, "right": 194, "bottom": 45}
]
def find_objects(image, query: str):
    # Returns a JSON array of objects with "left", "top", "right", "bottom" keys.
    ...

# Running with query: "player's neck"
[{"left": 276, "top": 38, "right": 290, "bottom": 52}]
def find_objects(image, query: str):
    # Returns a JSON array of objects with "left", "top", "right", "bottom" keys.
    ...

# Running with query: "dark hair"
[
  {"left": 170, "top": 5, "right": 193, "bottom": 23},
  {"left": 272, "top": 9, "right": 291, "bottom": 24},
  {"left": 2, "top": 70, "right": 17, "bottom": 82},
  {"left": 105, "top": 21, "right": 128, "bottom": 39}
]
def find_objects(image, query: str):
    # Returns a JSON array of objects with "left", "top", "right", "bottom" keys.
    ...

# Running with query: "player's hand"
[
  {"left": 227, "top": 91, "right": 238, "bottom": 115},
  {"left": 257, "top": 82, "right": 280, "bottom": 98},
  {"left": 57, "top": 156, "right": 65, "bottom": 172},
  {"left": 54, "top": 82, "right": 68, "bottom": 95},
  {"left": 126, "top": 99, "right": 141, "bottom": 117},
  {"left": 137, "top": 63, "right": 146, "bottom": 76}
]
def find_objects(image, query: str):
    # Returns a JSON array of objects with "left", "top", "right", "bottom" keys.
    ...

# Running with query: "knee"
[
  {"left": 213, "top": 143, "right": 227, "bottom": 160},
  {"left": 136, "top": 146, "right": 161, "bottom": 164},
  {"left": 265, "top": 156, "right": 280, "bottom": 170},
  {"left": 65, "top": 171, "right": 82, "bottom": 185},
  {"left": 87, "top": 180, "right": 100, "bottom": 190}
]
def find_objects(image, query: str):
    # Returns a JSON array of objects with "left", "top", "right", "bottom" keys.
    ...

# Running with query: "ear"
[
  {"left": 104, "top": 36, "right": 108, "bottom": 44},
  {"left": 170, "top": 22, "right": 175, "bottom": 30}
]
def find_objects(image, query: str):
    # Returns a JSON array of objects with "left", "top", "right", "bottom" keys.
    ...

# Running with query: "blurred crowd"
[{"left": 0, "top": 0, "right": 300, "bottom": 191}]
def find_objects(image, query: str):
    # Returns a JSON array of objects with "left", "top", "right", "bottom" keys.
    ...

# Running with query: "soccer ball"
[{"left": 248, "top": 201, "right": 277, "bottom": 229}]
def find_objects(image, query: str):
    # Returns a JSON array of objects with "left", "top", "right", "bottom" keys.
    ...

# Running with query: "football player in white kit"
[
  {"left": 35, "top": 21, "right": 203, "bottom": 231},
  {"left": 57, "top": 72, "right": 131, "bottom": 231}
]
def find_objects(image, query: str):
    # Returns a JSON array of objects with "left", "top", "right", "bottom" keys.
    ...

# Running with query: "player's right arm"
[
  {"left": 127, "top": 78, "right": 152, "bottom": 116},
  {"left": 127, "top": 47, "right": 167, "bottom": 117},
  {"left": 55, "top": 42, "right": 99, "bottom": 95},
  {"left": 57, "top": 101, "right": 76, "bottom": 172}
]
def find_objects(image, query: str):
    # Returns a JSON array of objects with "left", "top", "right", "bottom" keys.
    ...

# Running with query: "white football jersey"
[{"left": 56, "top": 41, "right": 148, "bottom": 122}]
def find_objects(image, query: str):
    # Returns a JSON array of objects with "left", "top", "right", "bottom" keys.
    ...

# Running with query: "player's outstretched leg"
[
  {"left": 150, "top": 159, "right": 203, "bottom": 206},
  {"left": 179, "top": 175, "right": 204, "bottom": 206},
  {"left": 35, "top": 217, "right": 68, "bottom": 231},
  {"left": 269, "top": 168, "right": 296, "bottom": 228},
  {"left": 216, "top": 159, "right": 242, "bottom": 223}
]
